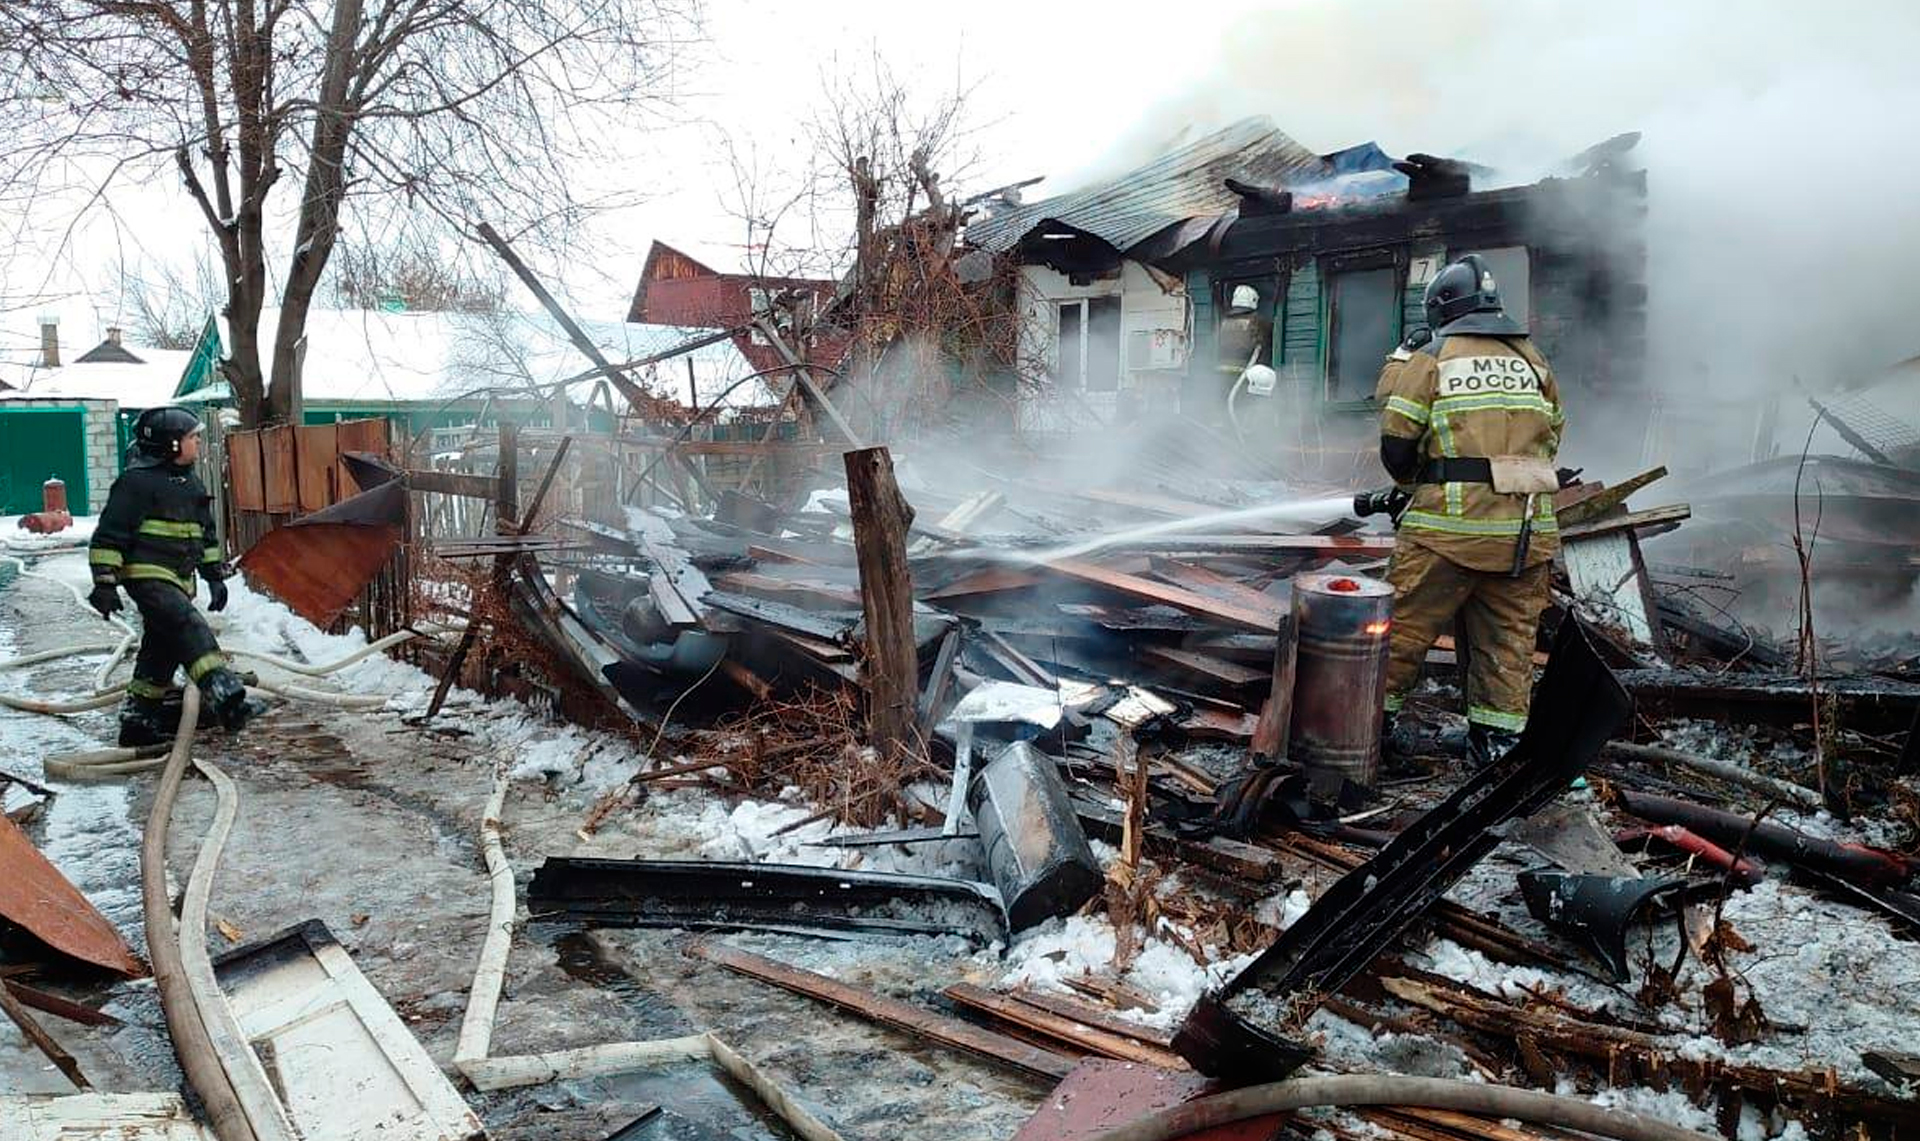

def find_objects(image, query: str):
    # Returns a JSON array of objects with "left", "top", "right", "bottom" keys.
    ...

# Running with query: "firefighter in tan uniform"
[{"left": 1374, "top": 254, "right": 1564, "bottom": 764}]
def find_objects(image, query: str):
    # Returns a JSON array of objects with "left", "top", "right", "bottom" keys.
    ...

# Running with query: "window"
[
  {"left": 1326, "top": 265, "right": 1400, "bottom": 404},
  {"left": 1456, "top": 245, "right": 1531, "bottom": 327},
  {"left": 1055, "top": 296, "right": 1122, "bottom": 392}
]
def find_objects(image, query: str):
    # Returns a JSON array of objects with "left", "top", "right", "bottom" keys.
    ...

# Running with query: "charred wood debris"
[
  {"left": 15, "top": 403, "right": 1918, "bottom": 1137},
  {"left": 362, "top": 402, "right": 1920, "bottom": 1140}
]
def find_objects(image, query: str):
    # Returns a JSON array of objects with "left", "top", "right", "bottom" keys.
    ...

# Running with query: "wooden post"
[
  {"left": 844, "top": 446, "right": 918, "bottom": 763},
  {"left": 1250, "top": 612, "right": 1297, "bottom": 761},
  {"left": 496, "top": 420, "right": 519, "bottom": 531}
]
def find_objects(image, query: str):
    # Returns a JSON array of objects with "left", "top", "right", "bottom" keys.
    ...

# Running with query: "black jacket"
[{"left": 89, "top": 455, "right": 224, "bottom": 595}]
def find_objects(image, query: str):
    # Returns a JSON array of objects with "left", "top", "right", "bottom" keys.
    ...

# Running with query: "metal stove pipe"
[{"left": 1288, "top": 573, "right": 1393, "bottom": 796}]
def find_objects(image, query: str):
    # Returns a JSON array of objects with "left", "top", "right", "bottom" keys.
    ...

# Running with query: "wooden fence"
[{"left": 221, "top": 418, "right": 411, "bottom": 638}]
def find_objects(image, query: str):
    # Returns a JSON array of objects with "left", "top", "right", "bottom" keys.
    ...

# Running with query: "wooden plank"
[
  {"left": 332, "top": 417, "right": 390, "bottom": 458},
  {"left": 845, "top": 447, "right": 919, "bottom": 764},
  {"left": 941, "top": 983, "right": 1190, "bottom": 1070},
  {"left": 921, "top": 566, "right": 1045, "bottom": 600},
  {"left": 1563, "top": 531, "right": 1658, "bottom": 646},
  {"left": 294, "top": 422, "right": 338, "bottom": 513},
  {"left": 1558, "top": 503, "right": 1690, "bottom": 541},
  {"left": 227, "top": 430, "right": 266, "bottom": 513},
  {"left": 1139, "top": 646, "right": 1267, "bottom": 690},
  {"left": 1145, "top": 556, "right": 1287, "bottom": 626},
  {"left": 1251, "top": 613, "right": 1299, "bottom": 761},
  {"left": 711, "top": 570, "right": 862, "bottom": 610},
  {"left": 691, "top": 943, "right": 1074, "bottom": 1081},
  {"left": 0, "top": 978, "right": 88, "bottom": 1088},
  {"left": 1045, "top": 558, "right": 1277, "bottom": 633},
  {"left": 1553, "top": 465, "right": 1667, "bottom": 528},
  {"left": 3, "top": 979, "right": 120, "bottom": 1027},
  {"left": 405, "top": 469, "right": 502, "bottom": 500},
  {"left": 1004, "top": 988, "right": 1176, "bottom": 1050},
  {"left": 4, "top": 1092, "right": 213, "bottom": 1140},
  {"left": 262, "top": 425, "right": 298, "bottom": 515}
]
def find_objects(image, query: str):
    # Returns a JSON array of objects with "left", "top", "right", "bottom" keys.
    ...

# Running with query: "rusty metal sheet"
[
  {"left": 239, "top": 479, "right": 406, "bottom": 627},
  {"left": 228, "top": 430, "right": 267, "bottom": 513},
  {"left": 1011, "top": 1059, "right": 1284, "bottom": 1141},
  {"left": 0, "top": 812, "right": 145, "bottom": 978},
  {"left": 295, "top": 422, "right": 339, "bottom": 513}
]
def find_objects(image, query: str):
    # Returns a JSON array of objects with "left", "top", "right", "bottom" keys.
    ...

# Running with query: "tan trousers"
[{"left": 1382, "top": 540, "right": 1551, "bottom": 732}]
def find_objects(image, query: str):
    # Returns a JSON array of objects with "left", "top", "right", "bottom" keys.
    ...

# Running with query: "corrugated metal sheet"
[{"left": 966, "top": 117, "right": 1333, "bottom": 255}]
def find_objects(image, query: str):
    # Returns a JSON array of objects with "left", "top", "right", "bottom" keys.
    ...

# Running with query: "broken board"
[
  {"left": 1, "top": 1093, "right": 214, "bottom": 1140},
  {"left": 213, "top": 920, "right": 482, "bottom": 1141}
]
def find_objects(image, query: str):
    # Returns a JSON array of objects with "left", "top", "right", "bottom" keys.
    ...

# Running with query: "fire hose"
[
  {"left": 1080, "top": 1075, "right": 1716, "bottom": 1141},
  {"left": 139, "top": 687, "right": 293, "bottom": 1141}
]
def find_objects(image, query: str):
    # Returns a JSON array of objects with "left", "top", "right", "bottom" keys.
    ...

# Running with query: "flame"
[{"left": 1364, "top": 619, "right": 1391, "bottom": 636}]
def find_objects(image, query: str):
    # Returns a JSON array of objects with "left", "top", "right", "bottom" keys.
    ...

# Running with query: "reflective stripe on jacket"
[
  {"left": 1375, "top": 333, "right": 1564, "bottom": 573},
  {"left": 89, "top": 460, "right": 221, "bottom": 594}
]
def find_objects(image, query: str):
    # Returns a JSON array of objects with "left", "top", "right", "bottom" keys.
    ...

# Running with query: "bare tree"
[
  {"left": 330, "top": 232, "right": 505, "bottom": 313},
  {"left": 0, "top": 0, "right": 697, "bottom": 425},
  {"left": 713, "top": 52, "right": 1027, "bottom": 441},
  {"left": 121, "top": 248, "right": 226, "bottom": 350}
]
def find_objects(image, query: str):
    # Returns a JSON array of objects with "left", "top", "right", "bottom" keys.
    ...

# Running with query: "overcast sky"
[{"left": 6, "top": 0, "right": 1919, "bottom": 396}]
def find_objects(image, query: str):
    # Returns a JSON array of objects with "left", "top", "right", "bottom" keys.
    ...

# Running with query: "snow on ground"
[
  {"left": 1, "top": 514, "right": 98, "bottom": 553},
  {"left": 6, "top": 545, "right": 1913, "bottom": 1136}
]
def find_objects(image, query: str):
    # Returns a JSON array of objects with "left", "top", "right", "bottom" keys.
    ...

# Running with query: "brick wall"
[{"left": 80, "top": 401, "right": 117, "bottom": 512}]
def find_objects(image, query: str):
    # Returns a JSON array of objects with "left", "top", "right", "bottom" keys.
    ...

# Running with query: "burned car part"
[
  {"left": 1517, "top": 872, "right": 1685, "bottom": 981},
  {"left": 526, "top": 857, "right": 1008, "bottom": 946},
  {"left": 969, "top": 741, "right": 1104, "bottom": 931},
  {"left": 1172, "top": 619, "right": 1630, "bottom": 1083}
]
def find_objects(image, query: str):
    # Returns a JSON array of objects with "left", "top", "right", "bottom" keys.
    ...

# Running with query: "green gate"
[{"left": 0, "top": 406, "right": 90, "bottom": 515}]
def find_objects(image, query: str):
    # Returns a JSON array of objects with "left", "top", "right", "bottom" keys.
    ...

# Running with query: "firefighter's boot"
[
  {"left": 199, "top": 668, "right": 261, "bottom": 732},
  {"left": 117, "top": 695, "right": 171, "bottom": 749},
  {"left": 1468, "top": 723, "right": 1521, "bottom": 767}
]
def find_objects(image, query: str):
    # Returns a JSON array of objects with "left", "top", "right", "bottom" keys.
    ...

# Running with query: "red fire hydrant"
[{"left": 18, "top": 477, "right": 73, "bottom": 533}]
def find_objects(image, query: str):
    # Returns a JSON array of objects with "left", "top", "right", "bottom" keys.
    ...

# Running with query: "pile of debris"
[{"left": 434, "top": 440, "right": 1920, "bottom": 1136}]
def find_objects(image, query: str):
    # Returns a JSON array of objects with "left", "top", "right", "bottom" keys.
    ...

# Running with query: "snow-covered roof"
[
  {"left": 0, "top": 347, "right": 192, "bottom": 408},
  {"left": 193, "top": 308, "right": 771, "bottom": 411}
]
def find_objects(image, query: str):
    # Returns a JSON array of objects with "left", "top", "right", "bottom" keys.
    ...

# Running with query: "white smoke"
[{"left": 1058, "top": 0, "right": 1920, "bottom": 413}]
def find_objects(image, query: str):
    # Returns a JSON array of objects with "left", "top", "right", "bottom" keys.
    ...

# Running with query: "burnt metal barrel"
[
  {"left": 1289, "top": 572, "right": 1393, "bottom": 795},
  {"left": 968, "top": 740, "right": 1103, "bottom": 931}
]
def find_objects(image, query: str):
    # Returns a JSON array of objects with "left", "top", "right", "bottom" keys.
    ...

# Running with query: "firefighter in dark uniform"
[
  {"left": 87, "top": 406, "right": 256, "bottom": 746},
  {"left": 1373, "top": 254, "right": 1565, "bottom": 764}
]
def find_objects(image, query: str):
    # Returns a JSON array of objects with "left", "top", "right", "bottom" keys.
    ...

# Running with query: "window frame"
[
  {"left": 1320, "top": 247, "right": 1406, "bottom": 412},
  {"left": 1053, "top": 294, "right": 1123, "bottom": 391},
  {"left": 1448, "top": 244, "right": 1532, "bottom": 330}
]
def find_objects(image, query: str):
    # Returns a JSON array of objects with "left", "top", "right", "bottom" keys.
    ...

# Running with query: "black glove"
[
  {"left": 204, "top": 575, "right": 229, "bottom": 613},
  {"left": 1556, "top": 466, "right": 1584, "bottom": 489},
  {"left": 88, "top": 581, "right": 122, "bottom": 619},
  {"left": 1399, "top": 325, "right": 1433, "bottom": 353}
]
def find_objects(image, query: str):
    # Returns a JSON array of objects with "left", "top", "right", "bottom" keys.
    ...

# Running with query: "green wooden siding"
[
  {"left": 1280, "top": 262, "right": 1321, "bottom": 368},
  {"left": 1405, "top": 242, "right": 1446, "bottom": 334},
  {"left": 0, "top": 406, "right": 89, "bottom": 515}
]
